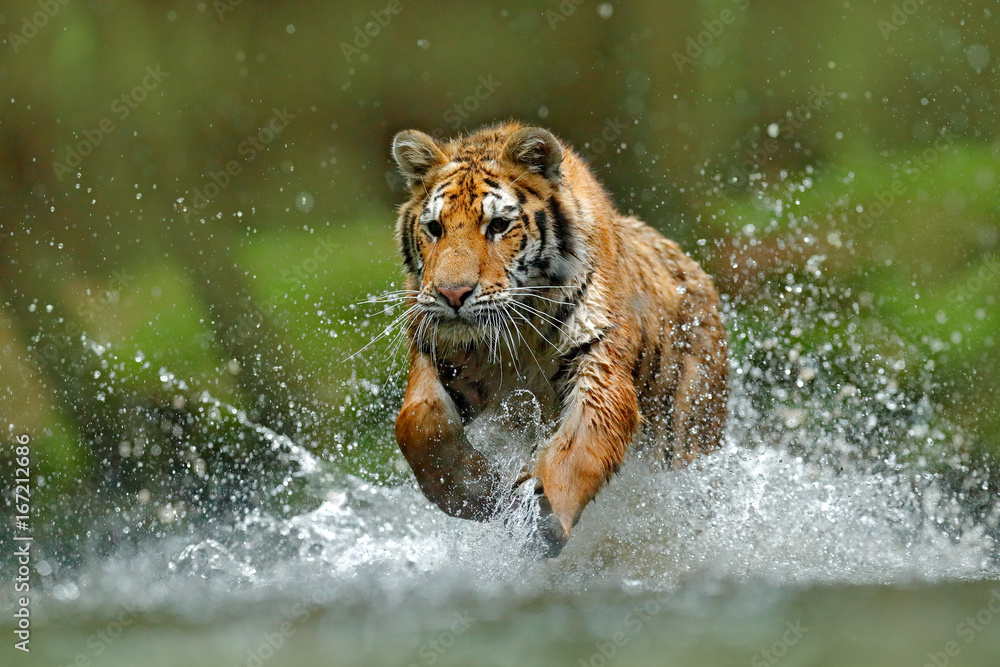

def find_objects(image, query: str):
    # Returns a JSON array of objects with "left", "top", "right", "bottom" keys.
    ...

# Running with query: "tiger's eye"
[
  {"left": 488, "top": 217, "right": 510, "bottom": 235},
  {"left": 425, "top": 220, "right": 443, "bottom": 238}
]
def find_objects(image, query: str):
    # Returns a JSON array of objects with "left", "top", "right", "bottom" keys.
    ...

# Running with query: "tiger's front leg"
[
  {"left": 532, "top": 337, "right": 641, "bottom": 555},
  {"left": 395, "top": 349, "right": 502, "bottom": 521}
]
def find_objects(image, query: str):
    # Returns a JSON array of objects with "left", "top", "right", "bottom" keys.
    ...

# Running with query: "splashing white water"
[
  {"left": 28, "top": 269, "right": 1000, "bottom": 621},
  {"left": 135, "top": 371, "right": 996, "bottom": 617}
]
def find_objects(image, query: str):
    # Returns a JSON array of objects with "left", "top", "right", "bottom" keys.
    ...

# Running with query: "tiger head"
[{"left": 391, "top": 123, "right": 585, "bottom": 348}]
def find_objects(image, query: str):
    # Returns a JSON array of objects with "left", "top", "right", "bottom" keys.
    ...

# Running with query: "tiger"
[{"left": 389, "top": 122, "right": 728, "bottom": 556}]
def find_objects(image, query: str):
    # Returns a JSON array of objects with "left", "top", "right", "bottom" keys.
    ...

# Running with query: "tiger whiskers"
[
  {"left": 345, "top": 301, "right": 422, "bottom": 361},
  {"left": 497, "top": 300, "right": 549, "bottom": 382},
  {"left": 358, "top": 289, "right": 421, "bottom": 305},
  {"left": 504, "top": 300, "right": 564, "bottom": 353}
]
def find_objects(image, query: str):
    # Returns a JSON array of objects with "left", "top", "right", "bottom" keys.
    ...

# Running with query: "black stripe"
[
  {"left": 533, "top": 210, "right": 549, "bottom": 254},
  {"left": 547, "top": 197, "right": 573, "bottom": 258},
  {"left": 551, "top": 339, "right": 599, "bottom": 403},
  {"left": 483, "top": 178, "right": 500, "bottom": 189},
  {"left": 400, "top": 212, "right": 418, "bottom": 274},
  {"left": 552, "top": 269, "right": 592, "bottom": 323},
  {"left": 515, "top": 189, "right": 527, "bottom": 205},
  {"left": 519, "top": 183, "right": 540, "bottom": 199},
  {"left": 530, "top": 258, "right": 551, "bottom": 274},
  {"left": 550, "top": 364, "right": 574, "bottom": 404},
  {"left": 563, "top": 339, "right": 598, "bottom": 363},
  {"left": 434, "top": 173, "right": 461, "bottom": 194}
]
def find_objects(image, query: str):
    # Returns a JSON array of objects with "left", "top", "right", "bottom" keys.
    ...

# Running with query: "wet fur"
[{"left": 391, "top": 122, "right": 728, "bottom": 556}]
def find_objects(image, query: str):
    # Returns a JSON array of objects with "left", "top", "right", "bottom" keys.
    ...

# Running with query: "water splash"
[{"left": 18, "top": 185, "right": 1000, "bottom": 628}]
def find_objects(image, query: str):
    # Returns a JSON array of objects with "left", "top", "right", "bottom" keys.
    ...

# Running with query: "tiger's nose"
[{"left": 438, "top": 285, "right": 474, "bottom": 309}]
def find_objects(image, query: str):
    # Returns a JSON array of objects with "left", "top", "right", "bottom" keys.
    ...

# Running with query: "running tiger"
[{"left": 389, "top": 122, "right": 728, "bottom": 556}]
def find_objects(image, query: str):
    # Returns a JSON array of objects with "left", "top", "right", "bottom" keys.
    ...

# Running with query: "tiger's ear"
[
  {"left": 392, "top": 130, "right": 446, "bottom": 184},
  {"left": 503, "top": 127, "right": 563, "bottom": 182}
]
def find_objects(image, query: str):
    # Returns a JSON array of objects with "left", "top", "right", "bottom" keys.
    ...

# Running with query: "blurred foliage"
[{"left": 0, "top": 0, "right": 998, "bottom": 545}]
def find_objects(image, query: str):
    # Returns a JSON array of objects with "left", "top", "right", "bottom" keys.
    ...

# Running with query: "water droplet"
[
  {"left": 295, "top": 192, "right": 314, "bottom": 213},
  {"left": 966, "top": 44, "right": 990, "bottom": 72}
]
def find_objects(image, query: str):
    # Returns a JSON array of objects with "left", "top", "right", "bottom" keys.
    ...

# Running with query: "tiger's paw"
[
  {"left": 510, "top": 477, "right": 568, "bottom": 558},
  {"left": 532, "top": 487, "right": 569, "bottom": 558}
]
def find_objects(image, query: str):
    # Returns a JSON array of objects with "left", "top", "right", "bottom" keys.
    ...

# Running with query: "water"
[
  {"left": 8, "top": 382, "right": 1000, "bottom": 665},
  {"left": 5, "top": 210, "right": 1000, "bottom": 667},
  {"left": 7, "top": 447, "right": 1000, "bottom": 666}
]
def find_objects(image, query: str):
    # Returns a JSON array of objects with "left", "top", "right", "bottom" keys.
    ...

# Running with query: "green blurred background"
[{"left": 0, "top": 0, "right": 998, "bottom": 540}]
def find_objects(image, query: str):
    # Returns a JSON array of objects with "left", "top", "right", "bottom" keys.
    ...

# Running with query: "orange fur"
[{"left": 390, "top": 122, "right": 728, "bottom": 555}]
